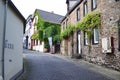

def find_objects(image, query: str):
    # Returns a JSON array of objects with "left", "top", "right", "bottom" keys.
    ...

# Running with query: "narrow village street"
[
  {"left": 18, "top": 49, "right": 117, "bottom": 80},
  {"left": 1, "top": 0, "right": 120, "bottom": 80}
]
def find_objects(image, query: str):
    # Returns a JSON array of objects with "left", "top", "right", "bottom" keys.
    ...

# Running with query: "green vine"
[
  {"left": 31, "top": 32, "right": 39, "bottom": 40},
  {"left": 61, "top": 24, "right": 75, "bottom": 38},
  {"left": 61, "top": 11, "right": 100, "bottom": 39},
  {"left": 32, "top": 10, "right": 61, "bottom": 49},
  {"left": 34, "top": 10, "right": 44, "bottom": 30}
]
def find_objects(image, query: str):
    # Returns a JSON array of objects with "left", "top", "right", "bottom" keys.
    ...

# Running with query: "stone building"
[{"left": 61, "top": 0, "right": 120, "bottom": 71}]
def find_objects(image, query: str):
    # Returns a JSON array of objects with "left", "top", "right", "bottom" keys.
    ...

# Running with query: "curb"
[{"left": 16, "top": 57, "right": 27, "bottom": 80}]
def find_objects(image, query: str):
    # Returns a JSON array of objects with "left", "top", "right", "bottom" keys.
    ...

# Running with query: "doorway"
[{"left": 77, "top": 31, "right": 81, "bottom": 55}]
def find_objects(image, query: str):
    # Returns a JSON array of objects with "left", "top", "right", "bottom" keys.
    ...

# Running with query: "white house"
[
  {"left": 26, "top": 9, "right": 64, "bottom": 52},
  {"left": 0, "top": 0, "right": 25, "bottom": 80},
  {"left": 23, "top": 14, "right": 34, "bottom": 49},
  {"left": 31, "top": 15, "right": 44, "bottom": 52}
]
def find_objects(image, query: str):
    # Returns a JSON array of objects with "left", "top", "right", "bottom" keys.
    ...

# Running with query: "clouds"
[{"left": 12, "top": 0, "right": 66, "bottom": 19}]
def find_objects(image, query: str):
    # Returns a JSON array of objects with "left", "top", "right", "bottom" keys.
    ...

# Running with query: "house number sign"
[{"left": 5, "top": 40, "right": 14, "bottom": 49}]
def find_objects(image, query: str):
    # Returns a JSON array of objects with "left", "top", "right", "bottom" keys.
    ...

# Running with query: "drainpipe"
[{"left": 2, "top": 0, "right": 8, "bottom": 80}]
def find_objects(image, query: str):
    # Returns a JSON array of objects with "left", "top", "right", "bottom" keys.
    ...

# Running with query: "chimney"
[{"left": 66, "top": 0, "right": 69, "bottom": 12}]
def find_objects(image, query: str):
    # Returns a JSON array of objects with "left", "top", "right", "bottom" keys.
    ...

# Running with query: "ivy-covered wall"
[
  {"left": 61, "top": 11, "right": 100, "bottom": 39},
  {"left": 61, "top": 11, "right": 100, "bottom": 55},
  {"left": 32, "top": 10, "right": 61, "bottom": 49}
]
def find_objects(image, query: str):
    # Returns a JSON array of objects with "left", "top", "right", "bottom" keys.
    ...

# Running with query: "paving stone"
[{"left": 22, "top": 50, "right": 115, "bottom": 80}]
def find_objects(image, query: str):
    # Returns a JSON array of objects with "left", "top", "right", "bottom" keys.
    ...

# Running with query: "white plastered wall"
[{"left": 4, "top": 4, "right": 23, "bottom": 80}]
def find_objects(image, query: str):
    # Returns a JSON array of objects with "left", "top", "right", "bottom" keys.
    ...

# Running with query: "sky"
[{"left": 12, "top": 0, "right": 67, "bottom": 19}]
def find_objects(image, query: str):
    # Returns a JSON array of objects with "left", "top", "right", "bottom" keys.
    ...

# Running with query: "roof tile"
[{"left": 37, "top": 9, "right": 64, "bottom": 24}]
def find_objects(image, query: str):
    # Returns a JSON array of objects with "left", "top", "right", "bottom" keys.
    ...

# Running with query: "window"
[
  {"left": 118, "top": 20, "right": 120, "bottom": 51},
  {"left": 93, "top": 27, "right": 99, "bottom": 44},
  {"left": 84, "top": 1, "right": 88, "bottom": 16},
  {"left": 84, "top": 31, "right": 89, "bottom": 45},
  {"left": 66, "top": 19, "right": 68, "bottom": 29},
  {"left": 34, "top": 40, "right": 37, "bottom": 45},
  {"left": 36, "top": 40, "right": 38, "bottom": 45},
  {"left": 62, "top": 22, "right": 65, "bottom": 31},
  {"left": 40, "top": 41, "right": 42, "bottom": 45},
  {"left": 35, "top": 16, "right": 38, "bottom": 23},
  {"left": 92, "top": 0, "right": 97, "bottom": 10},
  {"left": 77, "top": 8, "right": 80, "bottom": 21},
  {"left": 33, "top": 39, "right": 35, "bottom": 46}
]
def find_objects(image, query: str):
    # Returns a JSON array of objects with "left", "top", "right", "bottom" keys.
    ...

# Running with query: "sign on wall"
[
  {"left": 102, "top": 37, "right": 113, "bottom": 53},
  {"left": 5, "top": 40, "right": 14, "bottom": 49}
]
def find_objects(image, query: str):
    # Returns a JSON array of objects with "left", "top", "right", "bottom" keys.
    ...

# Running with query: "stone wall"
[
  {"left": 99, "top": 0, "right": 120, "bottom": 71},
  {"left": 61, "top": 0, "right": 120, "bottom": 71},
  {"left": 81, "top": 0, "right": 120, "bottom": 71}
]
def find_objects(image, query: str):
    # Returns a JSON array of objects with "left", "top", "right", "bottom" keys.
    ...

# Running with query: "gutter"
[{"left": 2, "top": 0, "right": 9, "bottom": 80}]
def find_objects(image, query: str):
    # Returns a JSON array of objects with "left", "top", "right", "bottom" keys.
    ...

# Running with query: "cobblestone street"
[{"left": 19, "top": 50, "right": 116, "bottom": 80}]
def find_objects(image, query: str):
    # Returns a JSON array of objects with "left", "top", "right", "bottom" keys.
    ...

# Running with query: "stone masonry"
[{"left": 61, "top": 0, "right": 120, "bottom": 71}]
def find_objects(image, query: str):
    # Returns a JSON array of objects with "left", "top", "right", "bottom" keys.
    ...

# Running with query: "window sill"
[
  {"left": 92, "top": 43, "right": 99, "bottom": 45},
  {"left": 92, "top": 7, "right": 97, "bottom": 11}
]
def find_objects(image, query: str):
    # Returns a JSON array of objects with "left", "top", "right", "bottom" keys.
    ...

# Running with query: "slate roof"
[{"left": 37, "top": 9, "right": 64, "bottom": 24}]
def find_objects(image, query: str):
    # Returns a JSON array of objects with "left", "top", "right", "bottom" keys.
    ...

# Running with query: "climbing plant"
[
  {"left": 61, "top": 11, "right": 100, "bottom": 52},
  {"left": 61, "top": 24, "right": 75, "bottom": 38},
  {"left": 31, "top": 10, "right": 45, "bottom": 40},
  {"left": 43, "top": 23, "right": 61, "bottom": 42},
  {"left": 32, "top": 10, "right": 61, "bottom": 49},
  {"left": 34, "top": 11, "right": 44, "bottom": 30},
  {"left": 61, "top": 11, "right": 101, "bottom": 39},
  {"left": 31, "top": 32, "right": 39, "bottom": 40}
]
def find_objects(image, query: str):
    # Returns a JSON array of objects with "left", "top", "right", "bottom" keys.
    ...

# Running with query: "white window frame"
[
  {"left": 84, "top": 31, "right": 89, "bottom": 45},
  {"left": 93, "top": 27, "right": 99, "bottom": 44},
  {"left": 92, "top": 0, "right": 97, "bottom": 10},
  {"left": 84, "top": 1, "right": 88, "bottom": 16}
]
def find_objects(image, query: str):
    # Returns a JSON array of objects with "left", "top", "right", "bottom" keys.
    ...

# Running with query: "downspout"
[{"left": 2, "top": 0, "right": 8, "bottom": 80}]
